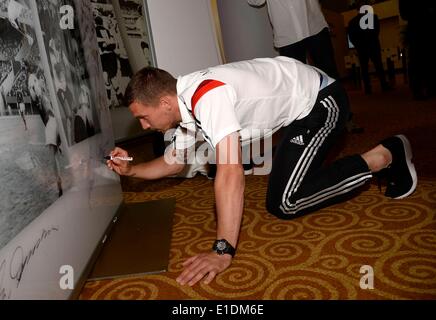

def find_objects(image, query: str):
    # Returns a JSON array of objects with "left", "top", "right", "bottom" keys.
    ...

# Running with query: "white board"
[{"left": 0, "top": 0, "right": 122, "bottom": 299}]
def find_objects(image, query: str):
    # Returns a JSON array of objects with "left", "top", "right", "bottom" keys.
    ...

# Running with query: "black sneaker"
[{"left": 380, "top": 135, "right": 417, "bottom": 199}]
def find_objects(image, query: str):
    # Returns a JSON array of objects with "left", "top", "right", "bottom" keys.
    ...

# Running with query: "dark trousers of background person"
[
  {"left": 408, "top": 30, "right": 436, "bottom": 99},
  {"left": 266, "top": 81, "right": 372, "bottom": 220},
  {"left": 278, "top": 27, "right": 363, "bottom": 132},
  {"left": 278, "top": 27, "right": 339, "bottom": 79},
  {"left": 356, "top": 42, "right": 390, "bottom": 94}
]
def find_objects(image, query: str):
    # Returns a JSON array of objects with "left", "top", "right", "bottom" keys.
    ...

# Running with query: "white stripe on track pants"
[{"left": 266, "top": 81, "right": 373, "bottom": 220}]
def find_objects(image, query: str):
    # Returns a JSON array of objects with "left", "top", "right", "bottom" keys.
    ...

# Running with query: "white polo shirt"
[
  {"left": 247, "top": 0, "right": 328, "bottom": 48},
  {"left": 173, "top": 56, "right": 328, "bottom": 150}
]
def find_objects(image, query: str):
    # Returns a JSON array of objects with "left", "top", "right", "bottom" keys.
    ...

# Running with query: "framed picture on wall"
[
  {"left": 0, "top": 0, "right": 74, "bottom": 251},
  {"left": 90, "top": 0, "right": 156, "bottom": 109},
  {"left": 37, "top": 0, "right": 102, "bottom": 146},
  {"left": 0, "top": 0, "right": 122, "bottom": 299},
  {"left": 90, "top": 0, "right": 133, "bottom": 109},
  {"left": 118, "top": 0, "right": 153, "bottom": 68}
]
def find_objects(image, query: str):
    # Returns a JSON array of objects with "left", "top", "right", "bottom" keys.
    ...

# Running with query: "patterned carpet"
[{"left": 79, "top": 81, "right": 436, "bottom": 300}]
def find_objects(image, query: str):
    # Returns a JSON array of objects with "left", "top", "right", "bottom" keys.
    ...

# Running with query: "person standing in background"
[
  {"left": 247, "top": 0, "right": 338, "bottom": 78},
  {"left": 247, "top": 0, "right": 363, "bottom": 133},
  {"left": 399, "top": 0, "right": 436, "bottom": 100},
  {"left": 348, "top": 2, "right": 391, "bottom": 95}
]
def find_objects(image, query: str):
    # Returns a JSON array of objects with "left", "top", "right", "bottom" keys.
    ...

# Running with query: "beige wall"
[
  {"left": 216, "top": 0, "right": 278, "bottom": 63},
  {"left": 147, "top": 0, "right": 222, "bottom": 76}
]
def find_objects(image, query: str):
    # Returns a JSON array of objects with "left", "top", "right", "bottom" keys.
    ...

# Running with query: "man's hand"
[
  {"left": 176, "top": 252, "right": 232, "bottom": 286},
  {"left": 106, "top": 147, "right": 133, "bottom": 176}
]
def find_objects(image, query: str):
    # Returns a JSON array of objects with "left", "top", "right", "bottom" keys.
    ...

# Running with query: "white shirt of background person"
[{"left": 247, "top": 0, "right": 328, "bottom": 48}]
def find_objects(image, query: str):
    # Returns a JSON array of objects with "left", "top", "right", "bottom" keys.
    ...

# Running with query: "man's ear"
[
  {"left": 160, "top": 94, "right": 177, "bottom": 112},
  {"left": 159, "top": 95, "right": 172, "bottom": 111}
]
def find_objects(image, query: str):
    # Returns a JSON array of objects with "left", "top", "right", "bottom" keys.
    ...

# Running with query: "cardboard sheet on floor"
[{"left": 88, "top": 198, "right": 176, "bottom": 280}]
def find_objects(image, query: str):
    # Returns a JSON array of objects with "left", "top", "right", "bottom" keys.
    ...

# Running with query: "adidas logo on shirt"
[{"left": 290, "top": 135, "right": 305, "bottom": 146}]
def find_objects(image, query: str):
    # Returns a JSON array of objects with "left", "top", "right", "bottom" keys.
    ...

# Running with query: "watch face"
[
  {"left": 213, "top": 239, "right": 235, "bottom": 257},
  {"left": 216, "top": 241, "right": 227, "bottom": 251}
]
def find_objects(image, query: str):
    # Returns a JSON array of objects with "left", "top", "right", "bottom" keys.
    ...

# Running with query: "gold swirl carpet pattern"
[{"left": 79, "top": 176, "right": 436, "bottom": 300}]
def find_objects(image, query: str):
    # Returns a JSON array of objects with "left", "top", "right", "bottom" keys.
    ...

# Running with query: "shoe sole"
[{"left": 394, "top": 134, "right": 418, "bottom": 199}]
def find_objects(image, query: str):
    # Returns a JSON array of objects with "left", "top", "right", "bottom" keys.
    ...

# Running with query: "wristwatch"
[{"left": 212, "top": 239, "right": 236, "bottom": 257}]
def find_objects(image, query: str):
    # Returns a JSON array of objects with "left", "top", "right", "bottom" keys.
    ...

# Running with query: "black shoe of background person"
[
  {"left": 412, "top": 92, "right": 429, "bottom": 101},
  {"left": 412, "top": 88, "right": 428, "bottom": 101},
  {"left": 364, "top": 86, "right": 372, "bottom": 95},
  {"left": 381, "top": 84, "right": 393, "bottom": 92},
  {"left": 428, "top": 87, "right": 436, "bottom": 99},
  {"left": 379, "top": 135, "right": 417, "bottom": 199}
]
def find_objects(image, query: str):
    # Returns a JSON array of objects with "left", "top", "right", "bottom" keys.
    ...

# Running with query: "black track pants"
[{"left": 266, "top": 81, "right": 372, "bottom": 220}]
